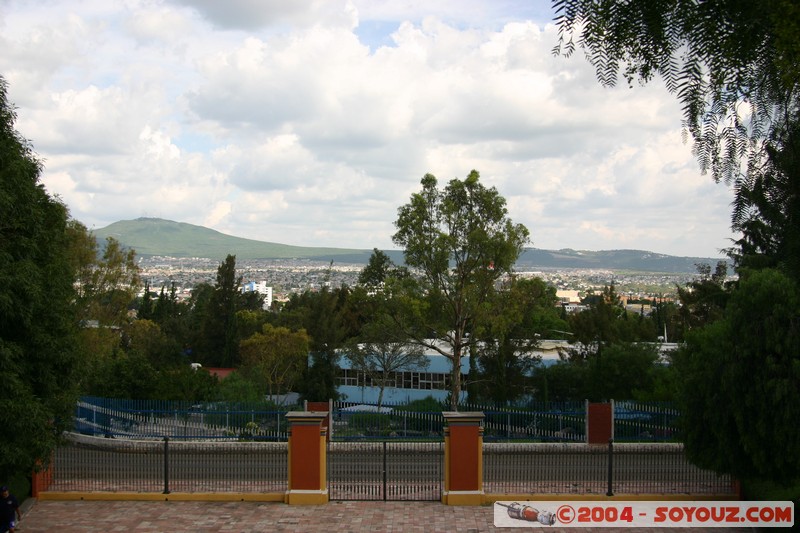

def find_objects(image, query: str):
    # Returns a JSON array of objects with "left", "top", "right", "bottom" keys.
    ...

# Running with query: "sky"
[{"left": 0, "top": 0, "right": 736, "bottom": 258}]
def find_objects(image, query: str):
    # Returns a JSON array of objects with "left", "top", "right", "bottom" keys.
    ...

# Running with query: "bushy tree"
[
  {"left": 239, "top": 323, "right": 309, "bottom": 401},
  {"left": 281, "top": 287, "right": 352, "bottom": 402},
  {"left": 674, "top": 269, "right": 800, "bottom": 484},
  {"left": 357, "top": 248, "right": 396, "bottom": 288},
  {"left": 473, "top": 277, "right": 567, "bottom": 406},
  {"left": 533, "top": 343, "right": 663, "bottom": 403},
  {"left": 207, "top": 254, "right": 242, "bottom": 367},
  {"left": 65, "top": 220, "right": 142, "bottom": 366},
  {"left": 676, "top": 262, "right": 731, "bottom": 332},
  {"left": 123, "top": 318, "right": 183, "bottom": 367},
  {"left": 216, "top": 371, "right": 263, "bottom": 403},
  {"left": 190, "top": 255, "right": 263, "bottom": 367},
  {"left": 392, "top": 171, "right": 530, "bottom": 410},
  {"left": 584, "top": 343, "right": 660, "bottom": 402},
  {"left": 566, "top": 284, "right": 652, "bottom": 361},
  {"left": 0, "top": 76, "right": 84, "bottom": 477},
  {"left": 85, "top": 237, "right": 140, "bottom": 325},
  {"left": 730, "top": 118, "right": 800, "bottom": 278}
]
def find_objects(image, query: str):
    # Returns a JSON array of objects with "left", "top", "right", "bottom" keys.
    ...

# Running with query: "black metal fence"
[
  {"left": 612, "top": 401, "right": 680, "bottom": 441},
  {"left": 330, "top": 400, "right": 680, "bottom": 442},
  {"left": 331, "top": 405, "right": 445, "bottom": 440},
  {"left": 328, "top": 441, "right": 443, "bottom": 501},
  {"left": 74, "top": 397, "right": 682, "bottom": 443},
  {"left": 46, "top": 434, "right": 733, "bottom": 498},
  {"left": 50, "top": 433, "right": 288, "bottom": 494},
  {"left": 483, "top": 441, "right": 734, "bottom": 495},
  {"left": 52, "top": 397, "right": 729, "bottom": 499},
  {"left": 469, "top": 402, "right": 586, "bottom": 442}
]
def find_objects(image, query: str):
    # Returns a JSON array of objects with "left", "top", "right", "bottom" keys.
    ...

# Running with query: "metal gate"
[{"left": 328, "top": 441, "right": 443, "bottom": 501}]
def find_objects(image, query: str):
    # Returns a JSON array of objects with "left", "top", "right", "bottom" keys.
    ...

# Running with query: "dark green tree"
[
  {"left": 473, "top": 277, "right": 567, "bottom": 406},
  {"left": 584, "top": 343, "right": 659, "bottom": 402},
  {"left": 534, "top": 362, "right": 588, "bottom": 403},
  {"left": 155, "top": 365, "right": 218, "bottom": 402},
  {"left": 138, "top": 280, "right": 154, "bottom": 321},
  {"left": 215, "top": 371, "right": 263, "bottom": 403},
  {"left": 553, "top": 2, "right": 800, "bottom": 488},
  {"left": 651, "top": 298, "right": 683, "bottom": 343},
  {"left": 357, "top": 249, "right": 409, "bottom": 297},
  {"left": 566, "top": 284, "right": 648, "bottom": 360},
  {"left": 282, "top": 287, "right": 352, "bottom": 401},
  {"left": 357, "top": 248, "right": 395, "bottom": 287},
  {"left": 72, "top": 233, "right": 140, "bottom": 327},
  {"left": 185, "top": 282, "right": 215, "bottom": 362},
  {"left": 730, "top": 117, "right": 800, "bottom": 278},
  {"left": 209, "top": 255, "right": 242, "bottom": 367},
  {"left": 239, "top": 323, "right": 310, "bottom": 401},
  {"left": 676, "top": 262, "right": 731, "bottom": 332},
  {"left": 392, "top": 171, "right": 530, "bottom": 410},
  {"left": 674, "top": 268, "right": 800, "bottom": 484},
  {"left": 191, "top": 255, "right": 259, "bottom": 367},
  {"left": 123, "top": 318, "right": 183, "bottom": 367},
  {"left": 84, "top": 352, "right": 160, "bottom": 400},
  {"left": 1, "top": 77, "right": 84, "bottom": 478},
  {"left": 150, "top": 282, "right": 191, "bottom": 350}
]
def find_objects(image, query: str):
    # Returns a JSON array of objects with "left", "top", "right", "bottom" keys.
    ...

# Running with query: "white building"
[{"left": 242, "top": 281, "right": 273, "bottom": 310}]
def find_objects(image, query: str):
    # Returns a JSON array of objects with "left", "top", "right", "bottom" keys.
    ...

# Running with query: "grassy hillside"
[
  {"left": 92, "top": 218, "right": 373, "bottom": 261},
  {"left": 92, "top": 217, "right": 728, "bottom": 272},
  {"left": 516, "top": 248, "right": 727, "bottom": 273}
]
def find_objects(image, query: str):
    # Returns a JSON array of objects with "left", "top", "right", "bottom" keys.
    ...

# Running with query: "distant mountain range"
[{"left": 92, "top": 218, "right": 727, "bottom": 273}]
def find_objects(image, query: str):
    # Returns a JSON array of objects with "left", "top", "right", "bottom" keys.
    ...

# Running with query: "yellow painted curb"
[
  {"left": 483, "top": 493, "right": 739, "bottom": 504},
  {"left": 285, "top": 490, "right": 329, "bottom": 505}
]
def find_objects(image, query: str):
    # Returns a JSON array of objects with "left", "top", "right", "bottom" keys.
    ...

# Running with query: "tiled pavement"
[{"left": 17, "top": 499, "right": 754, "bottom": 532}]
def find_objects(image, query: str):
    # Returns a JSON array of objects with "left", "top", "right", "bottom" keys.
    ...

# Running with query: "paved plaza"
[{"left": 17, "top": 499, "right": 754, "bottom": 532}]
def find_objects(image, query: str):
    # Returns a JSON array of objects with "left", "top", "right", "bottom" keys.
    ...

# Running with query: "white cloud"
[{"left": 0, "top": 0, "right": 736, "bottom": 257}]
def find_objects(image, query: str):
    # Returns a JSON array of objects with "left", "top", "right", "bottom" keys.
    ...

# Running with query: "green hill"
[
  {"left": 515, "top": 248, "right": 728, "bottom": 273},
  {"left": 92, "top": 218, "right": 373, "bottom": 261},
  {"left": 92, "top": 217, "right": 728, "bottom": 272}
]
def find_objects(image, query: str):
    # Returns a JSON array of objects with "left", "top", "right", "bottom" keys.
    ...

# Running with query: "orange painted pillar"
[
  {"left": 442, "top": 411, "right": 485, "bottom": 506},
  {"left": 285, "top": 411, "right": 328, "bottom": 505},
  {"left": 31, "top": 456, "right": 54, "bottom": 497}
]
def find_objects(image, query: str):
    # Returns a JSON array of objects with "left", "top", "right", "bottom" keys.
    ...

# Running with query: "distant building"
[
  {"left": 334, "top": 340, "right": 571, "bottom": 405},
  {"left": 333, "top": 339, "right": 679, "bottom": 405},
  {"left": 242, "top": 281, "right": 273, "bottom": 309},
  {"left": 557, "top": 290, "right": 586, "bottom": 314},
  {"left": 335, "top": 341, "right": 469, "bottom": 405},
  {"left": 556, "top": 290, "right": 581, "bottom": 304}
]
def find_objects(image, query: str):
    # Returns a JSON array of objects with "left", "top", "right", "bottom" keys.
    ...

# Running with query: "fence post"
[
  {"left": 306, "top": 401, "right": 331, "bottom": 442},
  {"left": 285, "top": 411, "right": 329, "bottom": 505},
  {"left": 606, "top": 438, "right": 613, "bottom": 497},
  {"left": 442, "top": 411, "right": 485, "bottom": 506},
  {"left": 163, "top": 437, "right": 170, "bottom": 495},
  {"left": 587, "top": 402, "right": 613, "bottom": 444},
  {"left": 382, "top": 440, "right": 388, "bottom": 502}
]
